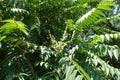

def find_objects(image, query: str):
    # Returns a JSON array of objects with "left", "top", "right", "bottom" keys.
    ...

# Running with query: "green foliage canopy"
[{"left": 0, "top": 0, "right": 120, "bottom": 80}]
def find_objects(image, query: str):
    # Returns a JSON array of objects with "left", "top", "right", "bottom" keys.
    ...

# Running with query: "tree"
[{"left": 0, "top": 0, "right": 120, "bottom": 80}]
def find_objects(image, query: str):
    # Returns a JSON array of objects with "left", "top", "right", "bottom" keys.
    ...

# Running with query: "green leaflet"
[
  {"left": 15, "top": 21, "right": 28, "bottom": 36},
  {"left": 69, "top": 58, "right": 91, "bottom": 80},
  {"left": 0, "top": 36, "right": 6, "bottom": 41},
  {"left": 0, "top": 19, "right": 28, "bottom": 36},
  {"left": 98, "top": 1, "right": 115, "bottom": 11},
  {"left": 58, "top": 57, "right": 84, "bottom": 80},
  {"left": 92, "top": 33, "right": 120, "bottom": 43},
  {"left": 88, "top": 52, "right": 120, "bottom": 79},
  {"left": 76, "top": 0, "right": 115, "bottom": 29},
  {"left": 113, "top": 49, "right": 119, "bottom": 60},
  {"left": 0, "top": 23, "right": 17, "bottom": 35},
  {"left": 2, "top": 19, "right": 15, "bottom": 23},
  {"left": 90, "top": 33, "right": 120, "bottom": 60}
]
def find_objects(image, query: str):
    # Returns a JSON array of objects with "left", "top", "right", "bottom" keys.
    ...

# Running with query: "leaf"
[
  {"left": 100, "top": 35, "right": 105, "bottom": 42},
  {"left": 76, "top": 8, "right": 97, "bottom": 27},
  {"left": 110, "top": 34, "right": 114, "bottom": 38},
  {"left": 110, "top": 68, "right": 114, "bottom": 76},
  {"left": 10, "top": 8, "right": 29, "bottom": 14},
  {"left": 0, "top": 36, "right": 6, "bottom": 41},
  {"left": 98, "top": 1, "right": 115, "bottom": 11},
  {"left": 94, "top": 57, "right": 98, "bottom": 66},
  {"left": 16, "top": 21, "right": 28, "bottom": 36},
  {"left": 114, "top": 34, "right": 118, "bottom": 39},
  {"left": 0, "top": 19, "right": 28, "bottom": 36},
  {"left": 1, "top": 19, "right": 15, "bottom": 23},
  {"left": 69, "top": 58, "right": 91, "bottom": 80},
  {"left": 97, "top": 36, "right": 102, "bottom": 42},
  {"left": 65, "top": 19, "right": 75, "bottom": 31},
  {"left": 113, "top": 49, "right": 119, "bottom": 60},
  {"left": 65, "top": 66, "right": 75, "bottom": 79},
  {"left": 105, "top": 66, "right": 109, "bottom": 75},
  {"left": 75, "top": 75, "right": 83, "bottom": 80},
  {"left": 108, "top": 48, "right": 113, "bottom": 58},
  {"left": 18, "top": 76, "right": 25, "bottom": 80},
  {"left": 76, "top": 0, "right": 115, "bottom": 28},
  {"left": 0, "top": 23, "right": 17, "bottom": 35},
  {"left": 105, "top": 34, "right": 110, "bottom": 41},
  {"left": 69, "top": 70, "right": 77, "bottom": 80}
]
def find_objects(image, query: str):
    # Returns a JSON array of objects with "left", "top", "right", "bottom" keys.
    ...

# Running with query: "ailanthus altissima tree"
[{"left": 0, "top": 0, "right": 120, "bottom": 80}]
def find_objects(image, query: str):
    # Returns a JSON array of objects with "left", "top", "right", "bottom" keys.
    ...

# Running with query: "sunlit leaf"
[
  {"left": 0, "top": 36, "right": 6, "bottom": 41},
  {"left": 113, "top": 49, "right": 119, "bottom": 60},
  {"left": 16, "top": 21, "right": 28, "bottom": 36}
]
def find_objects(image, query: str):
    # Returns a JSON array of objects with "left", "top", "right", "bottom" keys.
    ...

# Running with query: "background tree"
[{"left": 0, "top": 0, "right": 120, "bottom": 80}]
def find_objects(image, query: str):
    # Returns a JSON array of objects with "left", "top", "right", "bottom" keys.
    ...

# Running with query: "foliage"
[
  {"left": 0, "top": 0, "right": 120, "bottom": 80},
  {"left": 110, "top": 0, "right": 120, "bottom": 29}
]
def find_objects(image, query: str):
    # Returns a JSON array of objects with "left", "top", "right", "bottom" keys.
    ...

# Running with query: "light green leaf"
[
  {"left": 98, "top": 1, "right": 115, "bottom": 11},
  {"left": 105, "top": 67, "right": 109, "bottom": 75},
  {"left": 79, "top": 8, "right": 95, "bottom": 23},
  {"left": 98, "top": 5, "right": 112, "bottom": 11},
  {"left": 65, "top": 66, "right": 75, "bottom": 79},
  {"left": 105, "top": 34, "right": 110, "bottom": 41},
  {"left": 114, "top": 34, "right": 118, "bottom": 39},
  {"left": 2, "top": 19, "right": 15, "bottom": 23},
  {"left": 110, "top": 34, "right": 114, "bottom": 38},
  {"left": 108, "top": 49, "right": 113, "bottom": 58},
  {"left": 75, "top": 75, "right": 83, "bottom": 80},
  {"left": 69, "top": 58, "right": 91, "bottom": 80},
  {"left": 0, "top": 19, "right": 28, "bottom": 36},
  {"left": 70, "top": 70, "right": 77, "bottom": 80},
  {"left": 18, "top": 76, "right": 25, "bottom": 80},
  {"left": 0, "top": 36, "right": 6, "bottom": 41},
  {"left": 16, "top": 21, "right": 28, "bottom": 36},
  {"left": 113, "top": 49, "right": 119, "bottom": 60},
  {"left": 100, "top": 35, "right": 105, "bottom": 42},
  {"left": 0, "top": 23, "right": 17, "bottom": 35},
  {"left": 110, "top": 68, "right": 114, "bottom": 76}
]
